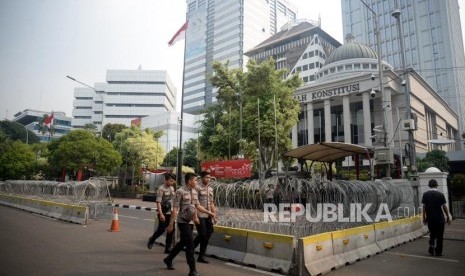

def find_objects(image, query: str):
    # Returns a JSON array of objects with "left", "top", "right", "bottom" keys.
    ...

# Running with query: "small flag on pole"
[
  {"left": 168, "top": 21, "right": 188, "bottom": 46},
  {"left": 43, "top": 113, "right": 54, "bottom": 129}
]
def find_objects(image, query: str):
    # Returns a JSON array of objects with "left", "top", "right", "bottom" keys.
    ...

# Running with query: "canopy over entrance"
[{"left": 282, "top": 142, "right": 373, "bottom": 162}]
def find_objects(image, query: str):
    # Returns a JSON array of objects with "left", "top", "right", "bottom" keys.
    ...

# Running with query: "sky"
[{"left": 1, "top": 0, "right": 465, "bottom": 120}]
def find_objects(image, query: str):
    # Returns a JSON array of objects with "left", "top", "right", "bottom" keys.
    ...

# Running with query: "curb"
[{"left": 112, "top": 203, "right": 157, "bottom": 212}]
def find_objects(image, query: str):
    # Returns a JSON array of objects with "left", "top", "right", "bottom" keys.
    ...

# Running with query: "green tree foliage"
[
  {"left": 0, "top": 120, "right": 40, "bottom": 144},
  {"left": 83, "top": 123, "right": 98, "bottom": 135},
  {"left": 102, "top": 123, "right": 128, "bottom": 142},
  {"left": 416, "top": 149, "right": 449, "bottom": 172},
  {"left": 199, "top": 58, "right": 302, "bottom": 172},
  {"left": 48, "top": 129, "right": 122, "bottom": 176},
  {"left": 0, "top": 140, "right": 36, "bottom": 180},
  {"left": 113, "top": 127, "right": 165, "bottom": 170},
  {"left": 162, "top": 147, "right": 178, "bottom": 167}
]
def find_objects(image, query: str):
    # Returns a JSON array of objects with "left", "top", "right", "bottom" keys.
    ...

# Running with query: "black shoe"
[
  {"left": 188, "top": 271, "right": 200, "bottom": 276},
  {"left": 197, "top": 257, "right": 209, "bottom": 264},
  {"left": 428, "top": 246, "right": 434, "bottom": 256},
  {"left": 147, "top": 239, "right": 153, "bottom": 250},
  {"left": 164, "top": 249, "right": 171, "bottom": 254},
  {"left": 163, "top": 257, "right": 175, "bottom": 270},
  {"left": 435, "top": 253, "right": 443, "bottom": 257}
]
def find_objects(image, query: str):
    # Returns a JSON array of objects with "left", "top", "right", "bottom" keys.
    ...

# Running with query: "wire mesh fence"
[
  {"left": 211, "top": 177, "right": 412, "bottom": 238},
  {"left": 0, "top": 178, "right": 113, "bottom": 219}
]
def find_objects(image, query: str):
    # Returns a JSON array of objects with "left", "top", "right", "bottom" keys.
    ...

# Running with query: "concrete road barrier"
[
  {"left": 298, "top": 232, "right": 336, "bottom": 276},
  {"left": 242, "top": 229, "right": 296, "bottom": 274},
  {"left": 0, "top": 193, "right": 88, "bottom": 224},
  {"left": 331, "top": 225, "right": 381, "bottom": 268},
  {"left": 207, "top": 226, "right": 248, "bottom": 264}
]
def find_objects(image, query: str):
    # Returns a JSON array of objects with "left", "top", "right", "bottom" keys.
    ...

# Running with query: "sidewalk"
[{"left": 445, "top": 219, "right": 465, "bottom": 240}]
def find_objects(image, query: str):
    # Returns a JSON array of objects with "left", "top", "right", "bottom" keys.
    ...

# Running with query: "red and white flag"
[
  {"left": 168, "top": 21, "right": 188, "bottom": 46},
  {"left": 43, "top": 113, "right": 54, "bottom": 129}
]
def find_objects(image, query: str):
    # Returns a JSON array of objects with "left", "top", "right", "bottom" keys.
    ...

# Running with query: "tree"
[
  {"left": 102, "top": 123, "right": 128, "bottom": 142},
  {"left": 48, "top": 129, "right": 122, "bottom": 177},
  {"left": 417, "top": 149, "right": 449, "bottom": 172},
  {"left": 0, "top": 140, "right": 36, "bottom": 180},
  {"left": 113, "top": 127, "right": 165, "bottom": 184},
  {"left": 199, "top": 58, "right": 302, "bottom": 173},
  {"left": 183, "top": 138, "right": 199, "bottom": 169},
  {"left": 83, "top": 123, "right": 98, "bottom": 135},
  {"left": 0, "top": 120, "right": 40, "bottom": 144},
  {"left": 162, "top": 147, "right": 178, "bottom": 167}
]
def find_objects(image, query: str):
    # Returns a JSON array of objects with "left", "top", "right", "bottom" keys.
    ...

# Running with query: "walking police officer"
[
  {"left": 194, "top": 171, "right": 216, "bottom": 263},
  {"left": 147, "top": 172, "right": 175, "bottom": 253},
  {"left": 164, "top": 172, "right": 215, "bottom": 276}
]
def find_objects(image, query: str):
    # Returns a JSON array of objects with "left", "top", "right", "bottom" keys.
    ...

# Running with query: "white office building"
[
  {"left": 183, "top": 0, "right": 297, "bottom": 114},
  {"left": 341, "top": 0, "right": 465, "bottom": 145},
  {"left": 72, "top": 69, "right": 176, "bottom": 132},
  {"left": 141, "top": 111, "right": 200, "bottom": 152},
  {"left": 13, "top": 109, "right": 73, "bottom": 142}
]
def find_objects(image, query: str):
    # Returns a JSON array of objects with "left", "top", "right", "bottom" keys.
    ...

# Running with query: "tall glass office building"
[
  {"left": 183, "top": 0, "right": 297, "bottom": 114},
  {"left": 341, "top": 0, "right": 465, "bottom": 142}
]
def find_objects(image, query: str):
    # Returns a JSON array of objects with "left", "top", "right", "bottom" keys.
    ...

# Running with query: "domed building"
[{"left": 247, "top": 24, "right": 460, "bottom": 177}]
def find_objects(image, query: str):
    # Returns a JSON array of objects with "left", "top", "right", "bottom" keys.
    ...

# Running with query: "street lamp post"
[
  {"left": 360, "top": 0, "right": 394, "bottom": 177},
  {"left": 66, "top": 75, "right": 104, "bottom": 138},
  {"left": 392, "top": 6, "right": 417, "bottom": 173}
]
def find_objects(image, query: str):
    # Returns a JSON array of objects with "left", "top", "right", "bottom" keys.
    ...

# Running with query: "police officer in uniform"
[
  {"left": 147, "top": 172, "right": 175, "bottom": 253},
  {"left": 194, "top": 170, "right": 216, "bottom": 263},
  {"left": 164, "top": 172, "right": 215, "bottom": 276}
]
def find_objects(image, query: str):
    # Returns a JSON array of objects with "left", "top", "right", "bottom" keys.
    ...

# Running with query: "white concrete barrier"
[
  {"left": 207, "top": 226, "right": 248, "bottom": 264},
  {"left": 0, "top": 193, "right": 88, "bottom": 224},
  {"left": 242, "top": 229, "right": 296, "bottom": 274},
  {"left": 332, "top": 225, "right": 381, "bottom": 268},
  {"left": 298, "top": 232, "right": 336, "bottom": 276}
]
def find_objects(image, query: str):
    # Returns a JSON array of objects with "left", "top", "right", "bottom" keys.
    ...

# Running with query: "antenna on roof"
[{"left": 318, "top": 13, "right": 321, "bottom": 27}]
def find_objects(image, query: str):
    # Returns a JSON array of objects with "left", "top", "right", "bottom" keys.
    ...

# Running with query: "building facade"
[
  {"left": 12, "top": 109, "right": 72, "bottom": 142},
  {"left": 341, "top": 0, "right": 465, "bottom": 144},
  {"left": 183, "top": 0, "right": 297, "bottom": 114},
  {"left": 141, "top": 111, "right": 200, "bottom": 152},
  {"left": 246, "top": 20, "right": 341, "bottom": 85},
  {"left": 72, "top": 69, "right": 176, "bottom": 132}
]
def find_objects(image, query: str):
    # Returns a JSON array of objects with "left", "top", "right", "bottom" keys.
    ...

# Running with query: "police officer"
[
  {"left": 194, "top": 171, "right": 216, "bottom": 263},
  {"left": 164, "top": 172, "right": 215, "bottom": 276},
  {"left": 147, "top": 172, "right": 175, "bottom": 253}
]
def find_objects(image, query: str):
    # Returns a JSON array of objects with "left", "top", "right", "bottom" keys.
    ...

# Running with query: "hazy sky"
[{"left": 1, "top": 0, "right": 465, "bottom": 120}]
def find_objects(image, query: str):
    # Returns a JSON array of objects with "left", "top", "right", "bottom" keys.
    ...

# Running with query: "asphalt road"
[{"left": 0, "top": 205, "right": 278, "bottom": 276}]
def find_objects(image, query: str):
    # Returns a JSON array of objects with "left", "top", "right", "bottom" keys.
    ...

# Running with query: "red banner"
[{"left": 201, "top": 160, "right": 252, "bottom": 179}]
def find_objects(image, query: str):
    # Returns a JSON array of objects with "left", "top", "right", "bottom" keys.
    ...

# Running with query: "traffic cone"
[{"left": 109, "top": 208, "right": 120, "bottom": 232}]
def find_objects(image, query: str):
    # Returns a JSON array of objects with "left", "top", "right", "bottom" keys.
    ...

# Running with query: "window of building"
[
  {"left": 371, "top": 64, "right": 377, "bottom": 70},
  {"left": 303, "top": 64, "right": 308, "bottom": 71},
  {"left": 296, "top": 66, "right": 302, "bottom": 72},
  {"left": 303, "top": 76, "right": 309, "bottom": 82},
  {"left": 309, "top": 51, "right": 314, "bottom": 57},
  {"left": 345, "top": 64, "right": 352, "bottom": 70},
  {"left": 309, "top": 63, "right": 315, "bottom": 69},
  {"left": 303, "top": 53, "right": 308, "bottom": 59},
  {"left": 363, "top": 63, "right": 369, "bottom": 69},
  {"left": 354, "top": 63, "right": 361, "bottom": 69},
  {"left": 337, "top": 65, "right": 343, "bottom": 72},
  {"left": 330, "top": 67, "right": 335, "bottom": 73},
  {"left": 309, "top": 75, "right": 315, "bottom": 81}
]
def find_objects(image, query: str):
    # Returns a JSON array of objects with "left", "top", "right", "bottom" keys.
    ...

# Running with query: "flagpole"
[{"left": 176, "top": 15, "right": 188, "bottom": 190}]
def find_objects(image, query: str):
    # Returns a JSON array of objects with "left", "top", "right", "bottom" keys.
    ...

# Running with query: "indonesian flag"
[
  {"left": 168, "top": 21, "right": 188, "bottom": 46},
  {"left": 131, "top": 118, "right": 141, "bottom": 127},
  {"left": 43, "top": 113, "right": 54, "bottom": 129}
]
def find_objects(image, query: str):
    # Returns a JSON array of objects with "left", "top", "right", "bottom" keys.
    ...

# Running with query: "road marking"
[
  {"left": 224, "top": 262, "right": 282, "bottom": 275},
  {"left": 118, "top": 215, "right": 140, "bottom": 219},
  {"left": 385, "top": 252, "right": 459, "bottom": 263}
]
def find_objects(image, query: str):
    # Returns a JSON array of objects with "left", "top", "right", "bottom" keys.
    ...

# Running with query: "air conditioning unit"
[
  {"left": 402, "top": 119, "right": 415, "bottom": 131},
  {"left": 374, "top": 147, "right": 394, "bottom": 165}
]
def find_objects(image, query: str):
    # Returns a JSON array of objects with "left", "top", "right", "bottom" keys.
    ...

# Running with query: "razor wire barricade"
[
  {"left": 0, "top": 178, "right": 113, "bottom": 219},
  {"left": 210, "top": 177, "right": 410, "bottom": 238}
]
